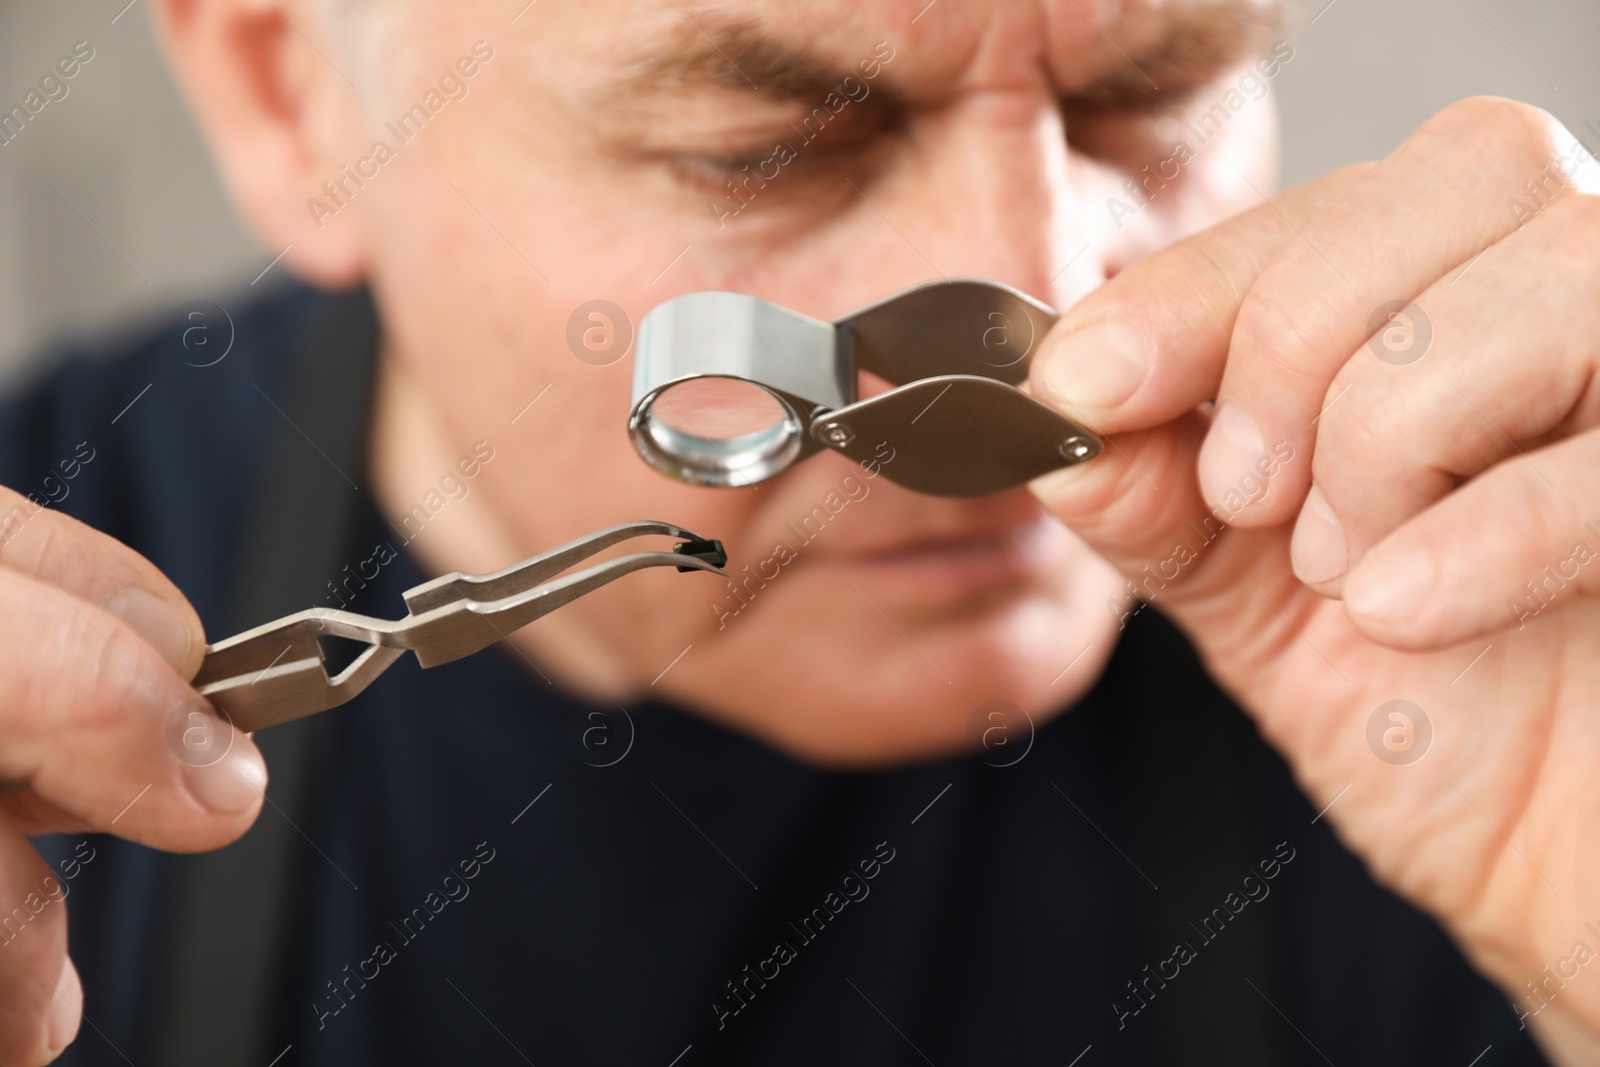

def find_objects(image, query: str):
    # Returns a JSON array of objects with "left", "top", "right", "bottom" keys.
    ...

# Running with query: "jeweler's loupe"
[{"left": 628, "top": 280, "right": 1103, "bottom": 497}]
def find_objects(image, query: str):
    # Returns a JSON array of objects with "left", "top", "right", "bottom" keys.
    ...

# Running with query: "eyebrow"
[
  {"left": 619, "top": 19, "right": 871, "bottom": 101},
  {"left": 1063, "top": 2, "right": 1288, "bottom": 109},
  {"left": 617, "top": 2, "right": 1285, "bottom": 109}
]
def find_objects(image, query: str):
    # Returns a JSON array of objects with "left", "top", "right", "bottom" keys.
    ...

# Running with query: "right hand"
[
  {"left": 1026, "top": 99, "right": 1600, "bottom": 1053},
  {"left": 0, "top": 486, "right": 267, "bottom": 1066}
]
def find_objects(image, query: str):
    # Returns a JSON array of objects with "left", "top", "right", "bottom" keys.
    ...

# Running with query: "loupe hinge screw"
[
  {"left": 818, "top": 422, "right": 855, "bottom": 447},
  {"left": 1059, "top": 435, "right": 1098, "bottom": 462}
]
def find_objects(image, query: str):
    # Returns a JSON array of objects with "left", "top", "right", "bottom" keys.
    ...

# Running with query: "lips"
[
  {"left": 836, "top": 511, "right": 1054, "bottom": 565},
  {"left": 824, "top": 511, "right": 1072, "bottom": 611}
]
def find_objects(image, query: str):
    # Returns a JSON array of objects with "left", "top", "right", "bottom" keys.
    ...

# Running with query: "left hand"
[{"left": 1027, "top": 96, "right": 1600, "bottom": 1042}]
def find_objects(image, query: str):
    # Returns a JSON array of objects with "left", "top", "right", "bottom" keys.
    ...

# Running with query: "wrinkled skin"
[{"left": 2, "top": 0, "right": 1599, "bottom": 1061}]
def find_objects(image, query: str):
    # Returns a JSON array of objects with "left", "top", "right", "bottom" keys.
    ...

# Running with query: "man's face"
[{"left": 322, "top": 0, "right": 1281, "bottom": 764}]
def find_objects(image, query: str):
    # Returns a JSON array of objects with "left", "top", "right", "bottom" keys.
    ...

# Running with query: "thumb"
[{"left": 1023, "top": 170, "right": 1361, "bottom": 607}]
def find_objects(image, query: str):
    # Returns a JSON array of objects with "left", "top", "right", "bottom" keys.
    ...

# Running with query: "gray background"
[{"left": 0, "top": 0, "right": 1594, "bottom": 381}]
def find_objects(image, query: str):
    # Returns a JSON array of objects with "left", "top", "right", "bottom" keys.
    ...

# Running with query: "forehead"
[{"left": 596, "top": 0, "right": 1283, "bottom": 100}]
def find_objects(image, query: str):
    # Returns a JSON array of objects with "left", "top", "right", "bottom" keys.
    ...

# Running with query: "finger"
[
  {"left": 1028, "top": 408, "right": 1285, "bottom": 625},
  {"left": 1030, "top": 165, "right": 1371, "bottom": 436},
  {"left": 0, "top": 566, "right": 267, "bottom": 852},
  {"left": 1024, "top": 174, "right": 1361, "bottom": 614},
  {"left": 0, "top": 821, "right": 80, "bottom": 1067},
  {"left": 1199, "top": 97, "right": 1600, "bottom": 528},
  {"left": 1030, "top": 412, "right": 1213, "bottom": 573},
  {"left": 1342, "top": 428, "right": 1600, "bottom": 649},
  {"left": 1291, "top": 191, "right": 1600, "bottom": 592},
  {"left": 0, "top": 487, "right": 206, "bottom": 679}
]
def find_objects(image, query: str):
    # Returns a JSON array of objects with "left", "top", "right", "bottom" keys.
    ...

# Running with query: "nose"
[{"left": 847, "top": 88, "right": 1106, "bottom": 313}]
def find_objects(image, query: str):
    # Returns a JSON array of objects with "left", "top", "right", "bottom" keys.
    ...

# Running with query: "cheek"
[
  {"left": 1087, "top": 91, "right": 1282, "bottom": 279},
  {"left": 1183, "top": 92, "right": 1281, "bottom": 229},
  {"left": 360, "top": 160, "right": 792, "bottom": 690}
]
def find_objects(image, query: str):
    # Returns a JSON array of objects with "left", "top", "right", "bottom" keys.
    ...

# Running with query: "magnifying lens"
[{"left": 629, "top": 280, "right": 1103, "bottom": 497}]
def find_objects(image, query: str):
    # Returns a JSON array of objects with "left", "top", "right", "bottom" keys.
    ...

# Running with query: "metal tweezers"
[{"left": 194, "top": 521, "right": 727, "bottom": 733}]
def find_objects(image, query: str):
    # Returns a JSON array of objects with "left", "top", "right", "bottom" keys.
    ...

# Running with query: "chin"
[{"left": 669, "top": 535, "right": 1123, "bottom": 769}]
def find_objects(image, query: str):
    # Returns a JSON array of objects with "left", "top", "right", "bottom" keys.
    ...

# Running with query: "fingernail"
[
  {"left": 183, "top": 728, "right": 268, "bottom": 815},
  {"left": 1346, "top": 545, "right": 1436, "bottom": 628},
  {"left": 103, "top": 588, "right": 194, "bottom": 673},
  {"left": 1198, "top": 403, "right": 1268, "bottom": 510},
  {"left": 45, "top": 954, "right": 81, "bottom": 1058},
  {"left": 1291, "top": 486, "right": 1348, "bottom": 585},
  {"left": 1043, "top": 320, "right": 1147, "bottom": 410}
]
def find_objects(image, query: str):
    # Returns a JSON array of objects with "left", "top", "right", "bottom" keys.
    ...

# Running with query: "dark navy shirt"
[{"left": 0, "top": 286, "right": 1547, "bottom": 1066}]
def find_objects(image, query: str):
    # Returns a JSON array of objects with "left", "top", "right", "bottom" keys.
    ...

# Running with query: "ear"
[{"left": 151, "top": 0, "right": 366, "bottom": 288}]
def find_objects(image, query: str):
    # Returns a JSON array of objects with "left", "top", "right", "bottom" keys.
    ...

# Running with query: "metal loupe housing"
[{"left": 628, "top": 279, "right": 1103, "bottom": 497}]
